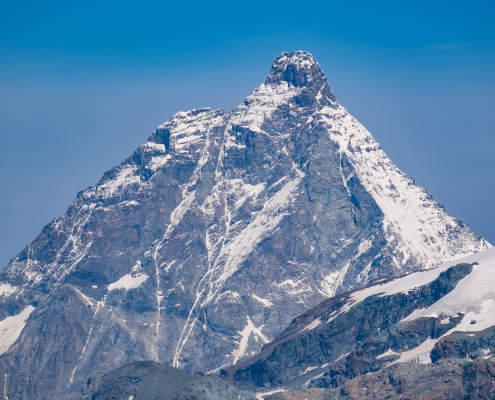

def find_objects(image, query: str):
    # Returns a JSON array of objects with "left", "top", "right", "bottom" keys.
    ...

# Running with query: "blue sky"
[{"left": 1, "top": 0, "right": 495, "bottom": 267}]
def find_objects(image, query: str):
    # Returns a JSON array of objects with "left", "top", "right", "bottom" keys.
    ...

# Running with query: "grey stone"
[
  {"left": 0, "top": 51, "right": 488, "bottom": 399},
  {"left": 71, "top": 361, "right": 257, "bottom": 400},
  {"left": 226, "top": 263, "right": 474, "bottom": 391}
]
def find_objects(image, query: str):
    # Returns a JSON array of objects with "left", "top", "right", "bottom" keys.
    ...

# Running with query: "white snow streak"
[
  {"left": 73, "top": 288, "right": 97, "bottom": 309},
  {"left": 302, "top": 366, "right": 318, "bottom": 374},
  {"left": 3, "top": 373, "right": 8, "bottom": 400},
  {"left": 232, "top": 317, "right": 269, "bottom": 365},
  {"left": 256, "top": 389, "right": 287, "bottom": 400},
  {"left": 376, "top": 348, "right": 400, "bottom": 359},
  {"left": 252, "top": 294, "right": 273, "bottom": 307},
  {"left": 209, "top": 170, "right": 304, "bottom": 297},
  {"left": 69, "top": 292, "right": 107, "bottom": 384},
  {"left": 301, "top": 318, "right": 321, "bottom": 333}
]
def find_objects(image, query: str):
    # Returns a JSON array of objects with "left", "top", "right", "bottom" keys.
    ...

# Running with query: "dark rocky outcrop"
[
  {"left": 264, "top": 359, "right": 495, "bottom": 399},
  {"left": 72, "top": 361, "right": 257, "bottom": 400},
  {"left": 431, "top": 325, "right": 495, "bottom": 362}
]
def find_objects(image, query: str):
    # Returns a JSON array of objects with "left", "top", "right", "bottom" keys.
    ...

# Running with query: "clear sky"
[{"left": 1, "top": 0, "right": 494, "bottom": 267}]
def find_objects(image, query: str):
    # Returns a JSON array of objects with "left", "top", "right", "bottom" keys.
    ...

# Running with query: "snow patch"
[
  {"left": 275, "top": 278, "right": 312, "bottom": 297},
  {"left": 323, "top": 251, "right": 483, "bottom": 326},
  {"left": 108, "top": 261, "right": 149, "bottom": 293},
  {"left": 252, "top": 294, "right": 273, "bottom": 307},
  {"left": 147, "top": 154, "right": 171, "bottom": 171},
  {"left": 73, "top": 287, "right": 97, "bottom": 309},
  {"left": 376, "top": 349, "right": 400, "bottom": 359},
  {"left": 304, "top": 372, "right": 325, "bottom": 386},
  {"left": 98, "top": 165, "right": 142, "bottom": 199},
  {"left": 158, "top": 109, "right": 226, "bottom": 153},
  {"left": 320, "top": 271, "right": 340, "bottom": 298},
  {"left": 0, "top": 306, "right": 35, "bottom": 355},
  {"left": 256, "top": 389, "right": 287, "bottom": 400},
  {"left": 301, "top": 318, "right": 321, "bottom": 333},
  {"left": 228, "top": 81, "right": 301, "bottom": 136},
  {"left": 232, "top": 317, "right": 269, "bottom": 365},
  {"left": 0, "top": 284, "right": 19, "bottom": 297},
  {"left": 398, "top": 247, "right": 495, "bottom": 333},
  {"left": 302, "top": 366, "right": 318, "bottom": 374},
  {"left": 400, "top": 308, "right": 427, "bottom": 322},
  {"left": 335, "top": 352, "right": 350, "bottom": 362},
  {"left": 392, "top": 338, "right": 437, "bottom": 364},
  {"left": 140, "top": 142, "right": 165, "bottom": 152}
]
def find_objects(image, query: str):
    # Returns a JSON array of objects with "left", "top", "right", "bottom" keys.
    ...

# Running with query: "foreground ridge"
[
  {"left": 0, "top": 50, "right": 489, "bottom": 399},
  {"left": 72, "top": 361, "right": 256, "bottom": 400},
  {"left": 227, "top": 247, "right": 495, "bottom": 399}
]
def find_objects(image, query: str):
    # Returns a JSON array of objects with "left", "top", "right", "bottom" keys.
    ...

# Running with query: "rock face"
[
  {"left": 71, "top": 361, "right": 257, "bottom": 400},
  {"left": 321, "top": 359, "right": 495, "bottom": 400},
  {"left": 0, "top": 51, "right": 489, "bottom": 399},
  {"left": 227, "top": 247, "right": 495, "bottom": 398},
  {"left": 264, "top": 360, "right": 495, "bottom": 400},
  {"left": 226, "top": 263, "right": 474, "bottom": 390}
]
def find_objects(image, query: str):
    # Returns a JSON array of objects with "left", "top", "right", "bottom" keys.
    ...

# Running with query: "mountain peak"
[
  {"left": 265, "top": 50, "right": 336, "bottom": 102},
  {"left": 0, "top": 50, "right": 489, "bottom": 399},
  {"left": 265, "top": 51, "right": 321, "bottom": 85}
]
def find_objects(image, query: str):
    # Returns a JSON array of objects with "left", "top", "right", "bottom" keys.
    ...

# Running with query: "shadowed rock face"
[
  {"left": 72, "top": 361, "right": 257, "bottom": 400},
  {"left": 0, "top": 51, "right": 489, "bottom": 399}
]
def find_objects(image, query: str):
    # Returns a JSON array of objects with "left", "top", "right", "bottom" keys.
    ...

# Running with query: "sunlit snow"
[
  {"left": 107, "top": 272, "right": 149, "bottom": 292},
  {"left": 0, "top": 306, "right": 35, "bottom": 355}
]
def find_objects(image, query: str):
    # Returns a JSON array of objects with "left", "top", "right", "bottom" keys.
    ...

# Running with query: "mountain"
[
  {"left": 71, "top": 361, "right": 257, "bottom": 400},
  {"left": 0, "top": 51, "right": 489, "bottom": 399},
  {"left": 259, "top": 359, "right": 495, "bottom": 400},
  {"left": 226, "top": 247, "right": 495, "bottom": 399}
]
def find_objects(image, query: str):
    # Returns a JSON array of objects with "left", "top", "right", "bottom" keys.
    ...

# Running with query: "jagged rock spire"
[{"left": 265, "top": 51, "right": 336, "bottom": 102}]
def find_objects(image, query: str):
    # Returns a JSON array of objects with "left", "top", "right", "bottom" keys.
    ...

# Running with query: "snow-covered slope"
[
  {"left": 229, "top": 246, "right": 495, "bottom": 393},
  {"left": 324, "top": 105, "right": 485, "bottom": 274},
  {"left": 0, "top": 51, "right": 490, "bottom": 399},
  {"left": 311, "top": 245, "right": 495, "bottom": 338}
]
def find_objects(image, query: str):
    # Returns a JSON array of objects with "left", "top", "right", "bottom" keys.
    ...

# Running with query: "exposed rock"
[
  {"left": 72, "top": 360, "right": 257, "bottom": 400},
  {"left": 262, "top": 359, "right": 495, "bottom": 399},
  {"left": 227, "top": 248, "right": 495, "bottom": 400},
  {"left": 227, "top": 263, "right": 474, "bottom": 391},
  {"left": 0, "top": 51, "right": 489, "bottom": 399},
  {"left": 431, "top": 325, "right": 495, "bottom": 362}
]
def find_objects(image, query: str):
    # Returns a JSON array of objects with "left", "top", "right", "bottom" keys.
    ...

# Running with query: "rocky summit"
[{"left": 0, "top": 51, "right": 490, "bottom": 399}]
